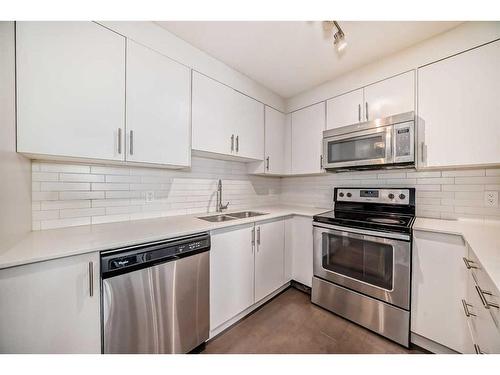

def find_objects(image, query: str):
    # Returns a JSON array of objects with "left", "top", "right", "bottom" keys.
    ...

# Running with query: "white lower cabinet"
[
  {"left": 255, "top": 219, "right": 285, "bottom": 301},
  {"left": 411, "top": 230, "right": 470, "bottom": 353},
  {"left": 0, "top": 252, "right": 100, "bottom": 353},
  {"left": 285, "top": 216, "right": 314, "bottom": 287},
  {"left": 210, "top": 218, "right": 286, "bottom": 332}
]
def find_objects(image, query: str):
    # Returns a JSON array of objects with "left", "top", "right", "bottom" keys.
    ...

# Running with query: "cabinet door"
[
  {"left": 0, "top": 252, "right": 100, "bottom": 353},
  {"left": 16, "top": 22, "right": 126, "bottom": 161},
  {"left": 418, "top": 41, "right": 500, "bottom": 168},
  {"left": 192, "top": 72, "right": 235, "bottom": 156},
  {"left": 255, "top": 219, "right": 285, "bottom": 301},
  {"left": 265, "top": 107, "right": 286, "bottom": 174},
  {"left": 411, "top": 230, "right": 470, "bottom": 353},
  {"left": 126, "top": 40, "right": 191, "bottom": 167},
  {"left": 210, "top": 224, "right": 255, "bottom": 330},
  {"left": 291, "top": 102, "right": 326, "bottom": 174},
  {"left": 286, "top": 216, "right": 314, "bottom": 287},
  {"left": 233, "top": 93, "right": 264, "bottom": 160},
  {"left": 363, "top": 71, "right": 414, "bottom": 121},
  {"left": 326, "top": 88, "right": 364, "bottom": 129}
]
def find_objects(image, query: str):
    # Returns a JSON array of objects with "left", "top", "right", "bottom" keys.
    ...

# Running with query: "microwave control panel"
[{"left": 393, "top": 122, "right": 414, "bottom": 162}]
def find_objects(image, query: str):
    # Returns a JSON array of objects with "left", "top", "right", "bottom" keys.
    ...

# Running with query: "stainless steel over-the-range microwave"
[{"left": 322, "top": 111, "right": 415, "bottom": 171}]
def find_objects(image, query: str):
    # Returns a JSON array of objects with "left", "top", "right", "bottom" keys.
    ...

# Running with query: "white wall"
[
  {"left": 0, "top": 22, "right": 32, "bottom": 247},
  {"left": 100, "top": 21, "right": 286, "bottom": 112},
  {"left": 287, "top": 22, "right": 500, "bottom": 112}
]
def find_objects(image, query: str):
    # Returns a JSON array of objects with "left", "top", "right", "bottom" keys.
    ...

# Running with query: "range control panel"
[{"left": 336, "top": 188, "right": 411, "bottom": 205}]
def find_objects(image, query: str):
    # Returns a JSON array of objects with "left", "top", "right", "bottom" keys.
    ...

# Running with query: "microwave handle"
[{"left": 387, "top": 127, "right": 393, "bottom": 160}]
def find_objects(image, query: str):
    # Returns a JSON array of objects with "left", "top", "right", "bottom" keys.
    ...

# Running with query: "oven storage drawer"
[{"left": 312, "top": 277, "right": 410, "bottom": 347}]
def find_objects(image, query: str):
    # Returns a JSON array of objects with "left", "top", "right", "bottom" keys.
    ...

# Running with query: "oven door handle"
[{"left": 313, "top": 222, "right": 410, "bottom": 241}]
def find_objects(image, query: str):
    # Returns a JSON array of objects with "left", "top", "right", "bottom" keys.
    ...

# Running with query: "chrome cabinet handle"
[
  {"left": 474, "top": 344, "right": 486, "bottom": 354},
  {"left": 257, "top": 226, "right": 261, "bottom": 246},
  {"left": 365, "top": 102, "right": 369, "bottom": 121},
  {"left": 129, "top": 130, "right": 134, "bottom": 155},
  {"left": 463, "top": 257, "right": 479, "bottom": 269},
  {"left": 236, "top": 135, "right": 239, "bottom": 152},
  {"left": 251, "top": 227, "right": 255, "bottom": 250},
  {"left": 462, "top": 299, "right": 476, "bottom": 317},
  {"left": 358, "top": 104, "right": 361, "bottom": 122},
  {"left": 320, "top": 155, "right": 323, "bottom": 169},
  {"left": 266, "top": 156, "right": 270, "bottom": 171},
  {"left": 231, "top": 134, "right": 234, "bottom": 152},
  {"left": 475, "top": 285, "right": 500, "bottom": 309},
  {"left": 117, "top": 128, "right": 122, "bottom": 154},
  {"left": 89, "top": 261, "right": 94, "bottom": 297}
]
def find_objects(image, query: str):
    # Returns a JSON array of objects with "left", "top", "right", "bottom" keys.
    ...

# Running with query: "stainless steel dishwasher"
[{"left": 100, "top": 232, "right": 210, "bottom": 354}]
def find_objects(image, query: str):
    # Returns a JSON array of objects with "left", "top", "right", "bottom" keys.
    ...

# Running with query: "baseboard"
[
  {"left": 410, "top": 332, "right": 459, "bottom": 354},
  {"left": 208, "top": 282, "right": 291, "bottom": 339}
]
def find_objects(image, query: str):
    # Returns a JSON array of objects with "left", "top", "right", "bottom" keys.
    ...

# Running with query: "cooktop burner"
[{"left": 313, "top": 187, "right": 416, "bottom": 235}]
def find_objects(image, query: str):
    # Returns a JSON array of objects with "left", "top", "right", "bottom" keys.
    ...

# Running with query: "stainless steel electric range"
[{"left": 311, "top": 187, "right": 415, "bottom": 347}]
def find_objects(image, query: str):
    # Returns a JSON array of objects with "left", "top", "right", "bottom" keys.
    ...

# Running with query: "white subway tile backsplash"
[{"left": 30, "top": 160, "right": 500, "bottom": 229}]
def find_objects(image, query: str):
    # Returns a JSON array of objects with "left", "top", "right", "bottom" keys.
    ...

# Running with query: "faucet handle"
[{"left": 221, "top": 202, "right": 229, "bottom": 210}]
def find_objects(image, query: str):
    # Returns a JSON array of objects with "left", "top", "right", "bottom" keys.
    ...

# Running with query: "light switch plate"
[
  {"left": 484, "top": 191, "right": 498, "bottom": 207},
  {"left": 146, "top": 191, "right": 155, "bottom": 203}
]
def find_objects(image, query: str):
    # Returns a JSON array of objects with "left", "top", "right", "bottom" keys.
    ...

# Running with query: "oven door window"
[
  {"left": 322, "top": 232, "right": 393, "bottom": 290},
  {"left": 327, "top": 133, "right": 387, "bottom": 163}
]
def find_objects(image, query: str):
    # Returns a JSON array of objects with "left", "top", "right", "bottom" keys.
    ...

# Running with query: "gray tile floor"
[{"left": 203, "top": 287, "right": 426, "bottom": 354}]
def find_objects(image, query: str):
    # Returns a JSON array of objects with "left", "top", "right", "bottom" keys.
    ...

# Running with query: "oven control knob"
[
  {"left": 346, "top": 192, "right": 352, "bottom": 198},
  {"left": 339, "top": 192, "right": 344, "bottom": 197},
  {"left": 399, "top": 193, "right": 406, "bottom": 200},
  {"left": 388, "top": 193, "right": 395, "bottom": 199}
]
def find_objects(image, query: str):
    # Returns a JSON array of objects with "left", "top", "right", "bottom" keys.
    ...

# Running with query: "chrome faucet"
[{"left": 216, "top": 179, "right": 229, "bottom": 212}]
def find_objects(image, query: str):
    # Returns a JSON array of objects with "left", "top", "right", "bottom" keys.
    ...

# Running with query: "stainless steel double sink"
[{"left": 198, "top": 211, "right": 268, "bottom": 222}]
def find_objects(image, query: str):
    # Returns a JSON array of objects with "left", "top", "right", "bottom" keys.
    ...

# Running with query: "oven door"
[
  {"left": 323, "top": 126, "right": 393, "bottom": 170},
  {"left": 313, "top": 223, "right": 410, "bottom": 309}
]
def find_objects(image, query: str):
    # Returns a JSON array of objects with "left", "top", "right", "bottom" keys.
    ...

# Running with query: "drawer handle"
[
  {"left": 463, "top": 257, "right": 479, "bottom": 269},
  {"left": 474, "top": 344, "right": 486, "bottom": 354},
  {"left": 461, "top": 299, "right": 476, "bottom": 317},
  {"left": 89, "top": 261, "right": 94, "bottom": 297},
  {"left": 475, "top": 285, "right": 500, "bottom": 309}
]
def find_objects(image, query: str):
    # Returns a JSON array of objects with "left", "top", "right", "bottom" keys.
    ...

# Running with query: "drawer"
[{"left": 462, "top": 257, "right": 500, "bottom": 354}]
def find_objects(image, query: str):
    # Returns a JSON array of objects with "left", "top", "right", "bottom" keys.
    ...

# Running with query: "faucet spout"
[{"left": 216, "top": 179, "right": 229, "bottom": 212}]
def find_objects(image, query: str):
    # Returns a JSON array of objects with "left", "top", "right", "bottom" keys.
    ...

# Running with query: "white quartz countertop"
[
  {"left": 414, "top": 217, "right": 500, "bottom": 291},
  {"left": 0, "top": 205, "right": 328, "bottom": 270}
]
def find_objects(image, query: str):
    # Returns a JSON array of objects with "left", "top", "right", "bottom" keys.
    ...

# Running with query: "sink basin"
[
  {"left": 227, "top": 211, "right": 268, "bottom": 219},
  {"left": 198, "top": 214, "right": 238, "bottom": 223}
]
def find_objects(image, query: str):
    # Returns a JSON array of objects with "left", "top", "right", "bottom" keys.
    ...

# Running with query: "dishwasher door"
[{"left": 102, "top": 251, "right": 209, "bottom": 354}]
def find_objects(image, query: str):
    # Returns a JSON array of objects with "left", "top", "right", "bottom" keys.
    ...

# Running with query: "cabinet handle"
[
  {"left": 231, "top": 134, "right": 234, "bottom": 152},
  {"left": 475, "top": 285, "right": 499, "bottom": 309},
  {"left": 420, "top": 142, "right": 427, "bottom": 163},
  {"left": 251, "top": 227, "right": 255, "bottom": 250},
  {"left": 463, "top": 257, "right": 479, "bottom": 269},
  {"left": 358, "top": 104, "right": 361, "bottom": 122},
  {"left": 257, "top": 226, "right": 261, "bottom": 247},
  {"left": 461, "top": 299, "right": 476, "bottom": 317},
  {"left": 89, "top": 261, "right": 94, "bottom": 297},
  {"left": 365, "top": 102, "right": 369, "bottom": 121},
  {"left": 236, "top": 135, "right": 239, "bottom": 152},
  {"left": 129, "top": 130, "right": 134, "bottom": 156},
  {"left": 117, "top": 128, "right": 122, "bottom": 154},
  {"left": 320, "top": 155, "right": 323, "bottom": 169},
  {"left": 266, "top": 156, "right": 270, "bottom": 171},
  {"left": 474, "top": 344, "right": 486, "bottom": 354}
]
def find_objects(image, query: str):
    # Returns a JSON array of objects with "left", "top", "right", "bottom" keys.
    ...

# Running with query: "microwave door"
[{"left": 324, "top": 127, "right": 393, "bottom": 169}]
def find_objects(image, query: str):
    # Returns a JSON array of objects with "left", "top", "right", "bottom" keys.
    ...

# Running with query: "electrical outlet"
[
  {"left": 484, "top": 191, "right": 498, "bottom": 207},
  {"left": 145, "top": 191, "right": 155, "bottom": 203}
]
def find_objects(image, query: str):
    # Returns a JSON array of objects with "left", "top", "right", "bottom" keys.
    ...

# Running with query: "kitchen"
[{"left": 1, "top": 1, "right": 500, "bottom": 372}]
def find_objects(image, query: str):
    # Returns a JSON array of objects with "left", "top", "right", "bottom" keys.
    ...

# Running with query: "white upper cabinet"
[
  {"left": 326, "top": 88, "right": 364, "bottom": 129},
  {"left": 192, "top": 72, "right": 264, "bottom": 161},
  {"left": 16, "top": 22, "right": 126, "bottom": 161},
  {"left": 291, "top": 102, "right": 326, "bottom": 174},
  {"left": 248, "top": 106, "right": 286, "bottom": 174},
  {"left": 126, "top": 40, "right": 191, "bottom": 167},
  {"left": 363, "top": 71, "right": 415, "bottom": 121},
  {"left": 255, "top": 219, "right": 285, "bottom": 302},
  {"left": 418, "top": 40, "right": 500, "bottom": 168}
]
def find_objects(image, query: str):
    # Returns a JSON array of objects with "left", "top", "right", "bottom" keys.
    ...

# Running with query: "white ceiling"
[{"left": 156, "top": 21, "right": 462, "bottom": 98}]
